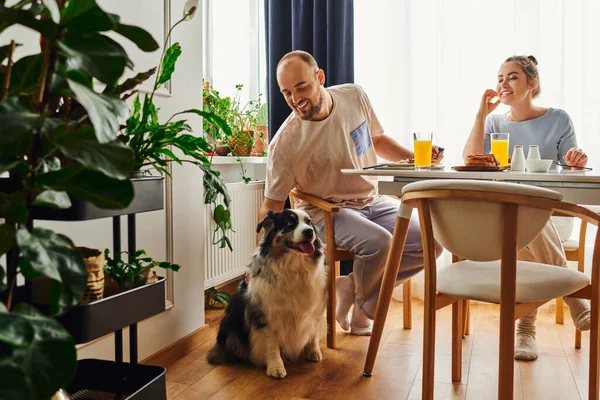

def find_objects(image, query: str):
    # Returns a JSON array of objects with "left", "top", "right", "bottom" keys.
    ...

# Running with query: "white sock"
[
  {"left": 335, "top": 275, "right": 354, "bottom": 331},
  {"left": 564, "top": 297, "right": 591, "bottom": 331},
  {"left": 514, "top": 309, "right": 538, "bottom": 361},
  {"left": 350, "top": 303, "right": 373, "bottom": 336}
]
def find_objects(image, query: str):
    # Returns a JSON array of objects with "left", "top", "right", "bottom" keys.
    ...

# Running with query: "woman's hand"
[
  {"left": 478, "top": 89, "right": 501, "bottom": 117},
  {"left": 563, "top": 147, "right": 588, "bottom": 167}
]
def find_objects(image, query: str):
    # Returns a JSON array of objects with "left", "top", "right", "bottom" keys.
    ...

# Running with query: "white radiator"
[{"left": 204, "top": 181, "right": 264, "bottom": 288}]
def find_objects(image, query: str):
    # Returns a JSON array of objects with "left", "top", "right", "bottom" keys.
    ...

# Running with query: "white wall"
[{"left": 0, "top": 0, "right": 209, "bottom": 361}]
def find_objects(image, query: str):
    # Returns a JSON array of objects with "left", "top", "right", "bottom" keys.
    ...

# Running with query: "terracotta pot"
[{"left": 252, "top": 125, "right": 269, "bottom": 156}]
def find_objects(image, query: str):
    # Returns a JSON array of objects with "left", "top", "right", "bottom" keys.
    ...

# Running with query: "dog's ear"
[{"left": 256, "top": 211, "right": 275, "bottom": 233}]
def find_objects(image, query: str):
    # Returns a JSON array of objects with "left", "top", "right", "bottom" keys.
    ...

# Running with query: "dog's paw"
[
  {"left": 266, "top": 365, "right": 287, "bottom": 379},
  {"left": 306, "top": 349, "right": 322, "bottom": 362}
]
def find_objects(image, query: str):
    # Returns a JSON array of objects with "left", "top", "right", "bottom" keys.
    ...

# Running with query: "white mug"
[{"left": 527, "top": 145, "right": 541, "bottom": 161}]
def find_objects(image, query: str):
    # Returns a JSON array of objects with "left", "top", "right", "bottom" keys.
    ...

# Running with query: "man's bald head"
[{"left": 276, "top": 50, "right": 319, "bottom": 74}]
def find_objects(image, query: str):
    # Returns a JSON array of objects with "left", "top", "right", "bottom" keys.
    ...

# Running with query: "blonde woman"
[{"left": 463, "top": 55, "right": 590, "bottom": 361}]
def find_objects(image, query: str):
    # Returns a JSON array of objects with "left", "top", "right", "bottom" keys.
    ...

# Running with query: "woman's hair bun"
[{"left": 527, "top": 55, "right": 538, "bottom": 65}]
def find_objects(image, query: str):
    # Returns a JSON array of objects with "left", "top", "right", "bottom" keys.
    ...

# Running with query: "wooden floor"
[{"left": 164, "top": 300, "right": 590, "bottom": 400}]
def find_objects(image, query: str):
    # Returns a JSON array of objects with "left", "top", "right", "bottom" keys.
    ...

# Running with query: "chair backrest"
[{"left": 401, "top": 180, "right": 563, "bottom": 261}]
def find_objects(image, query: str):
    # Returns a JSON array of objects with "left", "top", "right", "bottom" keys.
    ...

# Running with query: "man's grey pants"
[{"left": 315, "top": 197, "right": 442, "bottom": 319}]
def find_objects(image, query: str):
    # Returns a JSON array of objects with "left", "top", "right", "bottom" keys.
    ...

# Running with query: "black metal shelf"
[
  {"left": 0, "top": 176, "right": 164, "bottom": 220},
  {"left": 66, "top": 359, "right": 166, "bottom": 400},
  {"left": 2, "top": 174, "right": 168, "bottom": 399},
  {"left": 57, "top": 277, "right": 166, "bottom": 345}
]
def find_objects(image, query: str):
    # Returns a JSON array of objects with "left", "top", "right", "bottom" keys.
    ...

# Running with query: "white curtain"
[{"left": 354, "top": 0, "right": 600, "bottom": 300}]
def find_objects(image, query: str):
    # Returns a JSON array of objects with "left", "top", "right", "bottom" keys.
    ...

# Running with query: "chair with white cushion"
[{"left": 363, "top": 179, "right": 599, "bottom": 400}]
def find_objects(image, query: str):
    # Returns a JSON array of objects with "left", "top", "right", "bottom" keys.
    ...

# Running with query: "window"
[{"left": 203, "top": 0, "right": 267, "bottom": 106}]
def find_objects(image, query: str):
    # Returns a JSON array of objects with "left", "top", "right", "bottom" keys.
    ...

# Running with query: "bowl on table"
[{"left": 526, "top": 159, "right": 552, "bottom": 173}]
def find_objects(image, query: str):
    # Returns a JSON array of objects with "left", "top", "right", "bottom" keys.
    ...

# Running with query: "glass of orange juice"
[
  {"left": 491, "top": 133, "right": 510, "bottom": 166},
  {"left": 413, "top": 132, "right": 433, "bottom": 170}
]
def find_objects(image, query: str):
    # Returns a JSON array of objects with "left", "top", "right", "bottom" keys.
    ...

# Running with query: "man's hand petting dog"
[{"left": 207, "top": 209, "right": 327, "bottom": 379}]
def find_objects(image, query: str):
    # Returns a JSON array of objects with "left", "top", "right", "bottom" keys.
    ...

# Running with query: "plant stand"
[{"left": 2, "top": 176, "right": 168, "bottom": 399}]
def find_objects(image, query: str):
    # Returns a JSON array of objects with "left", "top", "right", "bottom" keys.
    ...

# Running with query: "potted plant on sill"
[
  {"left": 0, "top": 0, "right": 159, "bottom": 398},
  {"left": 252, "top": 102, "right": 268, "bottom": 156}
]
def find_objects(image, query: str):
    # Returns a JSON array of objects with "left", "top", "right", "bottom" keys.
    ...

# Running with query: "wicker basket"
[{"left": 77, "top": 247, "right": 105, "bottom": 304}]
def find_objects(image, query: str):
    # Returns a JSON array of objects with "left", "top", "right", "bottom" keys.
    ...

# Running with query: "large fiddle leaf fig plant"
[{"left": 0, "top": 1, "right": 159, "bottom": 398}]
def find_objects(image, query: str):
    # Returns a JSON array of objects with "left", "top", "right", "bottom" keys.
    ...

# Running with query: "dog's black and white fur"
[{"left": 207, "top": 209, "right": 326, "bottom": 379}]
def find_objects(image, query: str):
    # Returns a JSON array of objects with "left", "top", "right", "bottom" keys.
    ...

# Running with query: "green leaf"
[
  {"left": 11, "top": 304, "right": 77, "bottom": 399},
  {"left": 16, "top": 228, "right": 87, "bottom": 314},
  {"left": 61, "top": 0, "right": 115, "bottom": 32},
  {"left": 44, "top": 0, "right": 60, "bottom": 23},
  {"left": 67, "top": 78, "right": 128, "bottom": 143},
  {"left": 103, "top": 67, "right": 156, "bottom": 96},
  {"left": 0, "top": 159, "right": 27, "bottom": 175},
  {"left": 33, "top": 190, "right": 72, "bottom": 209},
  {"left": 0, "top": 310, "right": 34, "bottom": 347},
  {"left": 0, "top": 7, "right": 58, "bottom": 37},
  {"left": 203, "top": 166, "right": 231, "bottom": 208},
  {"left": 0, "top": 223, "right": 15, "bottom": 257},
  {"left": 52, "top": 125, "right": 133, "bottom": 179},
  {"left": 0, "top": 192, "right": 28, "bottom": 224},
  {"left": 0, "top": 362, "right": 34, "bottom": 400},
  {"left": 171, "top": 108, "right": 233, "bottom": 137},
  {"left": 0, "top": 98, "right": 37, "bottom": 156},
  {"left": 156, "top": 43, "right": 182, "bottom": 89},
  {"left": 114, "top": 23, "right": 159, "bottom": 52},
  {"left": 37, "top": 164, "right": 134, "bottom": 209},
  {"left": 59, "top": 33, "right": 130, "bottom": 85}
]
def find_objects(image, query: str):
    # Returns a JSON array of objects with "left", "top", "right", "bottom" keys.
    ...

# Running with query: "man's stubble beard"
[{"left": 296, "top": 92, "right": 324, "bottom": 120}]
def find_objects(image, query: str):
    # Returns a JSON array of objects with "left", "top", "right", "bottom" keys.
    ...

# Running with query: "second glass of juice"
[
  {"left": 413, "top": 132, "right": 433, "bottom": 170},
  {"left": 491, "top": 133, "right": 510, "bottom": 166}
]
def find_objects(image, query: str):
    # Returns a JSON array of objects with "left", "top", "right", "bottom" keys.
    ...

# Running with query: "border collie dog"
[{"left": 207, "top": 209, "right": 326, "bottom": 379}]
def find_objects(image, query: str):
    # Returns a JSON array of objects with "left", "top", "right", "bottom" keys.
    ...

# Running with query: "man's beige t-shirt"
[{"left": 265, "top": 84, "right": 384, "bottom": 222}]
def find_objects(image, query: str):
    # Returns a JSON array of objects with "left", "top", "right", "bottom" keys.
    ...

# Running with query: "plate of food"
[
  {"left": 453, "top": 154, "right": 508, "bottom": 172},
  {"left": 373, "top": 158, "right": 445, "bottom": 170}
]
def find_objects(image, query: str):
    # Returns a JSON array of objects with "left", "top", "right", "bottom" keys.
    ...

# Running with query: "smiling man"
[{"left": 257, "top": 50, "right": 443, "bottom": 335}]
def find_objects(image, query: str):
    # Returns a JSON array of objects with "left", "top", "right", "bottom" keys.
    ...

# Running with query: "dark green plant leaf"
[
  {"left": 170, "top": 108, "right": 233, "bottom": 137},
  {"left": 155, "top": 43, "right": 182, "bottom": 89},
  {"left": 0, "top": 223, "right": 15, "bottom": 257},
  {"left": 0, "top": 159, "right": 27, "bottom": 175},
  {"left": 37, "top": 164, "right": 134, "bottom": 209},
  {"left": 0, "top": 98, "right": 38, "bottom": 156},
  {"left": 33, "top": 190, "right": 72, "bottom": 209},
  {"left": 0, "top": 309, "right": 34, "bottom": 348},
  {"left": 114, "top": 23, "right": 159, "bottom": 52},
  {"left": 0, "top": 362, "right": 34, "bottom": 400},
  {"left": 59, "top": 33, "right": 131, "bottom": 85},
  {"left": 0, "top": 7, "right": 58, "bottom": 37},
  {"left": 203, "top": 167, "right": 231, "bottom": 208},
  {"left": 67, "top": 78, "right": 128, "bottom": 143},
  {"left": 16, "top": 228, "right": 87, "bottom": 314},
  {"left": 0, "top": 192, "right": 28, "bottom": 224},
  {"left": 52, "top": 125, "right": 133, "bottom": 179},
  {"left": 43, "top": 0, "right": 60, "bottom": 23},
  {"left": 103, "top": 67, "right": 156, "bottom": 96},
  {"left": 61, "top": 0, "right": 114, "bottom": 32},
  {"left": 11, "top": 304, "right": 77, "bottom": 399}
]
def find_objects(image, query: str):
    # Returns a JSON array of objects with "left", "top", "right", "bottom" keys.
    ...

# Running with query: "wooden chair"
[
  {"left": 363, "top": 179, "right": 599, "bottom": 400},
  {"left": 554, "top": 218, "right": 588, "bottom": 349},
  {"left": 289, "top": 188, "right": 413, "bottom": 349}
]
